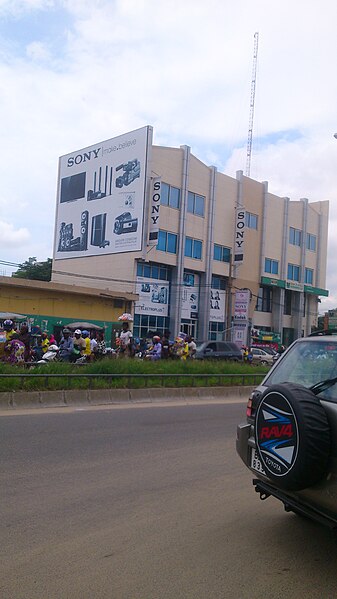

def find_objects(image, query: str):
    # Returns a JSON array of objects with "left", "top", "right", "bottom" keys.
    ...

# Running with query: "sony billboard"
[{"left": 53, "top": 126, "right": 152, "bottom": 259}]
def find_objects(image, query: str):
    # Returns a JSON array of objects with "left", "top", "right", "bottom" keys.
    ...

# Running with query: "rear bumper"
[{"left": 253, "top": 479, "right": 337, "bottom": 531}]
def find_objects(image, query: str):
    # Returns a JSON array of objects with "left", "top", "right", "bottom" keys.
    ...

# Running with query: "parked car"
[
  {"left": 250, "top": 347, "right": 275, "bottom": 366},
  {"left": 236, "top": 330, "right": 337, "bottom": 534},
  {"left": 195, "top": 341, "right": 242, "bottom": 361}
]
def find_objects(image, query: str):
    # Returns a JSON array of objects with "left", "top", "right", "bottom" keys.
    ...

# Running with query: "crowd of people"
[
  {"left": 116, "top": 322, "right": 197, "bottom": 361},
  {"left": 0, "top": 320, "right": 107, "bottom": 365},
  {"left": 0, "top": 319, "right": 197, "bottom": 365}
]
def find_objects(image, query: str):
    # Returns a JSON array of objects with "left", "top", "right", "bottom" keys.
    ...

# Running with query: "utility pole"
[
  {"left": 225, "top": 257, "right": 233, "bottom": 341},
  {"left": 246, "top": 32, "right": 259, "bottom": 177}
]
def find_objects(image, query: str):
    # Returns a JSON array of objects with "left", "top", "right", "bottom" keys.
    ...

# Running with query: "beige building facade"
[{"left": 52, "top": 130, "right": 329, "bottom": 347}]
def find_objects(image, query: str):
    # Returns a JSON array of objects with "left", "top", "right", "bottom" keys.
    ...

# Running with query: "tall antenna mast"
[{"left": 246, "top": 32, "right": 259, "bottom": 177}]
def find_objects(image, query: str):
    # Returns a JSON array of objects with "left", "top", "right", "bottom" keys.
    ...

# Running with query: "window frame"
[
  {"left": 287, "top": 263, "right": 300, "bottom": 282},
  {"left": 185, "top": 236, "right": 203, "bottom": 260},
  {"left": 157, "top": 230, "right": 178, "bottom": 254},
  {"left": 246, "top": 212, "right": 258, "bottom": 230},
  {"left": 264, "top": 258, "right": 279, "bottom": 275},
  {"left": 213, "top": 244, "right": 231, "bottom": 263},
  {"left": 305, "top": 267, "right": 314, "bottom": 285},
  {"left": 306, "top": 233, "right": 317, "bottom": 252},
  {"left": 289, "top": 226, "right": 302, "bottom": 247},
  {"left": 161, "top": 182, "right": 180, "bottom": 209},
  {"left": 187, "top": 191, "right": 205, "bottom": 217}
]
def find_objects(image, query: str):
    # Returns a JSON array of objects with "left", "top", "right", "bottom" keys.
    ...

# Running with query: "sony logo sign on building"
[
  {"left": 234, "top": 207, "right": 246, "bottom": 264},
  {"left": 148, "top": 177, "right": 161, "bottom": 246}
]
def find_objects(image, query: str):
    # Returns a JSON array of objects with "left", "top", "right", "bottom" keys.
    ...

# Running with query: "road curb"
[{"left": 0, "top": 386, "right": 254, "bottom": 410}]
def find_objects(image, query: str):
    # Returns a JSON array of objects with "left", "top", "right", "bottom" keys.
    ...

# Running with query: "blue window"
[
  {"left": 184, "top": 273, "right": 195, "bottom": 286},
  {"left": 137, "top": 261, "right": 172, "bottom": 281},
  {"left": 167, "top": 232, "right": 178, "bottom": 253},
  {"left": 306, "top": 233, "right": 316, "bottom": 251},
  {"left": 143, "top": 264, "right": 151, "bottom": 278},
  {"left": 161, "top": 182, "right": 180, "bottom": 209},
  {"left": 214, "top": 244, "right": 231, "bottom": 263},
  {"left": 287, "top": 263, "right": 300, "bottom": 282},
  {"left": 265, "top": 258, "right": 279, "bottom": 275},
  {"left": 185, "top": 237, "right": 202, "bottom": 259},
  {"left": 211, "top": 275, "right": 226, "bottom": 290},
  {"left": 246, "top": 212, "right": 258, "bottom": 230},
  {"left": 305, "top": 268, "right": 313, "bottom": 285},
  {"left": 157, "top": 230, "right": 178, "bottom": 254},
  {"left": 161, "top": 183, "right": 169, "bottom": 206},
  {"left": 187, "top": 191, "right": 205, "bottom": 217},
  {"left": 289, "top": 227, "right": 302, "bottom": 246},
  {"left": 256, "top": 287, "right": 273, "bottom": 312}
]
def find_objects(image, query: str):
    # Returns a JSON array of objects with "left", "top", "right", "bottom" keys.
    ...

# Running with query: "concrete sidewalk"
[{"left": 0, "top": 385, "right": 254, "bottom": 411}]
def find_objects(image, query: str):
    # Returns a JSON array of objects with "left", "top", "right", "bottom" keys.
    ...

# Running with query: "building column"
[
  {"left": 198, "top": 166, "right": 217, "bottom": 341},
  {"left": 170, "top": 145, "right": 190, "bottom": 338}
]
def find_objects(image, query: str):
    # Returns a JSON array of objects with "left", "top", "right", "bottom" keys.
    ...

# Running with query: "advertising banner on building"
[
  {"left": 210, "top": 288, "right": 226, "bottom": 322},
  {"left": 234, "top": 289, "right": 250, "bottom": 321},
  {"left": 233, "top": 323, "right": 247, "bottom": 347},
  {"left": 234, "top": 207, "right": 246, "bottom": 263},
  {"left": 135, "top": 277, "right": 169, "bottom": 317},
  {"left": 148, "top": 177, "right": 161, "bottom": 246},
  {"left": 181, "top": 274, "right": 199, "bottom": 320},
  {"left": 53, "top": 126, "right": 150, "bottom": 259}
]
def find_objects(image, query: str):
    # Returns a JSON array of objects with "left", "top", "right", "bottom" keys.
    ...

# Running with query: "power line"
[{"left": 0, "top": 260, "right": 20, "bottom": 267}]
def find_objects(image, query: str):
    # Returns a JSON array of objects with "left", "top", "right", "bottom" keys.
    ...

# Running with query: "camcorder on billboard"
[{"left": 54, "top": 126, "right": 151, "bottom": 259}]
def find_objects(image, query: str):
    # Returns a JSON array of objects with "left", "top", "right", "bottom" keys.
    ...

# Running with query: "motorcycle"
[{"left": 36, "top": 344, "right": 60, "bottom": 364}]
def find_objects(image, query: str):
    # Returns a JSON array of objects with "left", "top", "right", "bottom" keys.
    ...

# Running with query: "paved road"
[{"left": 1, "top": 400, "right": 337, "bottom": 599}]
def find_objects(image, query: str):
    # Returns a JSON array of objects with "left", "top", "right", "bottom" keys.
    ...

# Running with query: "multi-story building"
[{"left": 52, "top": 126, "right": 329, "bottom": 347}]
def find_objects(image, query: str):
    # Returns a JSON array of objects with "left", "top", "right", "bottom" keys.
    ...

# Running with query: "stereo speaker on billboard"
[
  {"left": 80, "top": 210, "right": 89, "bottom": 251},
  {"left": 91, "top": 214, "right": 110, "bottom": 249}
]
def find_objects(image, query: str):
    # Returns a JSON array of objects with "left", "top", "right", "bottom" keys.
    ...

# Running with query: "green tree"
[{"left": 12, "top": 257, "right": 52, "bottom": 281}]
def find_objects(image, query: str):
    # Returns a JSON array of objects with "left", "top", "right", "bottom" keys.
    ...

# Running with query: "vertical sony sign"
[
  {"left": 234, "top": 207, "right": 246, "bottom": 263},
  {"left": 148, "top": 177, "right": 161, "bottom": 245}
]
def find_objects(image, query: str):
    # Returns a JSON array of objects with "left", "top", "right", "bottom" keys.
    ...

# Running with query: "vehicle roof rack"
[{"left": 308, "top": 329, "right": 337, "bottom": 337}]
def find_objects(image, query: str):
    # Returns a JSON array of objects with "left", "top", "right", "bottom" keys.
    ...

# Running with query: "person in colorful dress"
[{"left": 4, "top": 334, "right": 25, "bottom": 364}]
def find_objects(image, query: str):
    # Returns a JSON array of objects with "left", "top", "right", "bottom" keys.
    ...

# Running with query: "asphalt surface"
[{"left": 1, "top": 399, "right": 337, "bottom": 599}]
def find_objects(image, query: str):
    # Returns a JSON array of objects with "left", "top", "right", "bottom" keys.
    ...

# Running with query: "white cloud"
[
  {"left": 0, "top": 220, "right": 30, "bottom": 247},
  {"left": 0, "top": 0, "right": 53, "bottom": 16},
  {"left": 26, "top": 40, "right": 51, "bottom": 61}
]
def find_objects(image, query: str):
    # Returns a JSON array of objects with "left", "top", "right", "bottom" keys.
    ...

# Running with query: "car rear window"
[{"left": 265, "top": 339, "right": 337, "bottom": 402}]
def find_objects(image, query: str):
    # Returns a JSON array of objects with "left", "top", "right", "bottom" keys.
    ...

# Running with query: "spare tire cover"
[{"left": 255, "top": 383, "right": 331, "bottom": 491}]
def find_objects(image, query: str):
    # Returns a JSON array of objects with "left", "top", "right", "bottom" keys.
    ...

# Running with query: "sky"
[{"left": 1, "top": 0, "right": 337, "bottom": 314}]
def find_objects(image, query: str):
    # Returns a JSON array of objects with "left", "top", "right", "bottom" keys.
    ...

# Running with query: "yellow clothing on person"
[
  {"left": 42, "top": 338, "right": 50, "bottom": 354},
  {"left": 84, "top": 337, "right": 91, "bottom": 356},
  {"left": 5, "top": 330, "right": 15, "bottom": 342}
]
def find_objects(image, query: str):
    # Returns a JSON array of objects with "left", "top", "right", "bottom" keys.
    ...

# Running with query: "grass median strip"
[{"left": 0, "top": 359, "right": 269, "bottom": 392}]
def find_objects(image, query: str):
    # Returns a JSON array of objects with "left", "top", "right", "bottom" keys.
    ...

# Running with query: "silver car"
[
  {"left": 250, "top": 347, "right": 275, "bottom": 366},
  {"left": 236, "top": 331, "right": 337, "bottom": 534}
]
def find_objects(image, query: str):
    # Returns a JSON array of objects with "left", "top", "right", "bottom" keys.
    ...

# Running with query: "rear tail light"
[{"left": 246, "top": 398, "right": 253, "bottom": 417}]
